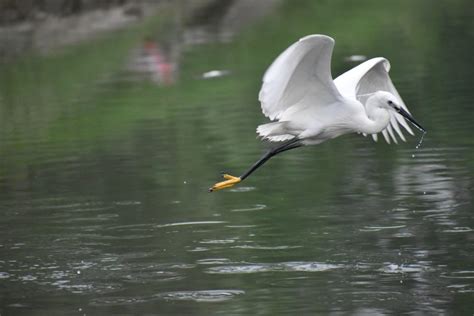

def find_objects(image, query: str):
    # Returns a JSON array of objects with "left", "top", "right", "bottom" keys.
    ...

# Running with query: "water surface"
[{"left": 1, "top": 0, "right": 473, "bottom": 315}]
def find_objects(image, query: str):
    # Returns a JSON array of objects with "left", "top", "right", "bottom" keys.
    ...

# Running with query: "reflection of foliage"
[
  {"left": 0, "top": 11, "right": 168, "bottom": 170},
  {"left": 0, "top": 4, "right": 472, "bottom": 312},
  {"left": 0, "top": 0, "right": 473, "bottom": 196}
]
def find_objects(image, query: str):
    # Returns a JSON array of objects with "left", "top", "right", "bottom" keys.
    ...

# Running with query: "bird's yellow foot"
[{"left": 209, "top": 174, "right": 241, "bottom": 192}]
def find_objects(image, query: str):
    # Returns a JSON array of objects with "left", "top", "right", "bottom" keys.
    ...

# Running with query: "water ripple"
[
  {"left": 0, "top": 272, "right": 11, "bottom": 279},
  {"left": 229, "top": 186, "right": 255, "bottom": 192},
  {"left": 155, "top": 289, "right": 245, "bottom": 302},
  {"left": 379, "top": 263, "right": 431, "bottom": 274},
  {"left": 230, "top": 204, "right": 267, "bottom": 212},
  {"left": 199, "top": 239, "right": 236, "bottom": 244},
  {"left": 155, "top": 221, "right": 227, "bottom": 228},
  {"left": 196, "top": 258, "right": 232, "bottom": 265},
  {"left": 441, "top": 271, "right": 474, "bottom": 280},
  {"left": 360, "top": 225, "right": 406, "bottom": 232},
  {"left": 232, "top": 245, "right": 302, "bottom": 250},
  {"left": 441, "top": 227, "right": 472, "bottom": 233},
  {"left": 91, "top": 289, "right": 245, "bottom": 306},
  {"left": 206, "top": 261, "right": 343, "bottom": 274}
]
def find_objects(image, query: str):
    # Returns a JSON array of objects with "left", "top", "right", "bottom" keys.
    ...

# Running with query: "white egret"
[{"left": 210, "top": 34, "right": 425, "bottom": 192}]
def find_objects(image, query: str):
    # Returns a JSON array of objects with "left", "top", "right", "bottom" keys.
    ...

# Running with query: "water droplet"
[
  {"left": 77, "top": 270, "right": 81, "bottom": 275},
  {"left": 411, "top": 131, "right": 426, "bottom": 158},
  {"left": 423, "top": 191, "right": 426, "bottom": 195},
  {"left": 415, "top": 131, "right": 426, "bottom": 149},
  {"left": 183, "top": 181, "right": 187, "bottom": 184}
]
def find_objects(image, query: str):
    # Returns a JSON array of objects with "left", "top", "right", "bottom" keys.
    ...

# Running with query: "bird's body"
[
  {"left": 258, "top": 97, "right": 374, "bottom": 145},
  {"left": 210, "top": 34, "right": 425, "bottom": 192}
]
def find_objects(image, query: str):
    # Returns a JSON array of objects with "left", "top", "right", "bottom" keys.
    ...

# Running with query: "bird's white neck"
[{"left": 357, "top": 97, "right": 391, "bottom": 134}]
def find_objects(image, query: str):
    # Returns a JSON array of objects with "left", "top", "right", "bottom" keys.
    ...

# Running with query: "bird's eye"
[{"left": 387, "top": 100, "right": 393, "bottom": 105}]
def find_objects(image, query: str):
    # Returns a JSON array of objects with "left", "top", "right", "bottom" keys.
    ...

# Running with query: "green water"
[{"left": 1, "top": 1, "right": 473, "bottom": 314}]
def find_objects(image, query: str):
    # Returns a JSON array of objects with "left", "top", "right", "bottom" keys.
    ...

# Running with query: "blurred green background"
[{"left": 0, "top": 0, "right": 473, "bottom": 314}]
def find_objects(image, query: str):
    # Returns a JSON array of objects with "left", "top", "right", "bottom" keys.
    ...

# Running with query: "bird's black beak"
[{"left": 395, "top": 107, "right": 426, "bottom": 133}]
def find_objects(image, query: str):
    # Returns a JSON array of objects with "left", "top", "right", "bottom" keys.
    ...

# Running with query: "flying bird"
[{"left": 209, "top": 34, "right": 425, "bottom": 192}]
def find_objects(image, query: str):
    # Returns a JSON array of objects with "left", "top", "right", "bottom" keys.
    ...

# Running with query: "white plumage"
[
  {"left": 257, "top": 34, "right": 419, "bottom": 145},
  {"left": 334, "top": 57, "right": 413, "bottom": 143},
  {"left": 209, "top": 34, "right": 425, "bottom": 192}
]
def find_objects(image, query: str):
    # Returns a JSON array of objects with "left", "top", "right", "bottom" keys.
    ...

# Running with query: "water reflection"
[
  {"left": 129, "top": 39, "right": 177, "bottom": 85},
  {"left": 1, "top": 0, "right": 474, "bottom": 315},
  {"left": 126, "top": 0, "right": 280, "bottom": 85},
  {"left": 393, "top": 147, "right": 471, "bottom": 230}
]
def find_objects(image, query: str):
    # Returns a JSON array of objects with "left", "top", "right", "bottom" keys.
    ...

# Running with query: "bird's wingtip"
[{"left": 299, "top": 34, "right": 334, "bottom": 44}]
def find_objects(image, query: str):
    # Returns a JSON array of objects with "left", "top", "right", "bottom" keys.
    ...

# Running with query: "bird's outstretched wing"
[
  {"left": 334, "top": 57, "right": 414, "bottom": 143},
  {"left": 258, "top": 35, "right": 343, "bottom": 121}
]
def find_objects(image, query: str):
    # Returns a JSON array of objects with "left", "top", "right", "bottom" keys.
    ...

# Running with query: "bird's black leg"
[
  {"left": 209, "top": 138, "right": 302, "bottom": 192},
  {"left": 239, "top": 138, "right": 302, "bottom": 181}
]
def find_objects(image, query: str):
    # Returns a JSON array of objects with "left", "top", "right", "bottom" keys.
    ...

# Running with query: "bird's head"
[{"left": 370, "top": 91, "right": 426, "bottom": 132}]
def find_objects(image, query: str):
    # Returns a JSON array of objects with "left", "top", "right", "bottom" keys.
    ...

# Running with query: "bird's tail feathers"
[{"left": 256, "top": 121, "right": 295, "bottom": 142}]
